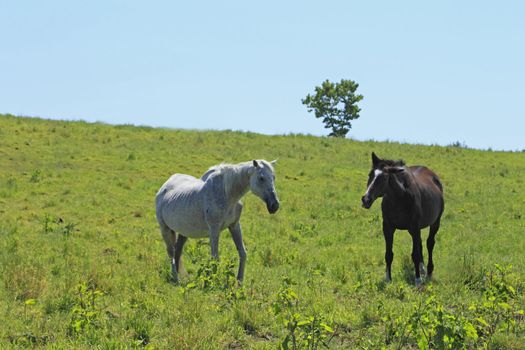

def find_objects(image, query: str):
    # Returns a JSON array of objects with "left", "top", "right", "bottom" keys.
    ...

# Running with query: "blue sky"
[{"left": 1, "top": 1, "right": 524, "bottom": 150}]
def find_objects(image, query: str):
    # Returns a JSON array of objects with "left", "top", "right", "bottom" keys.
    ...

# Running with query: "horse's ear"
[
  {"left": 253, "top": 160, "right": 260, "bottom": 168},
  {"left": 371, "top": 152, "right": 380, "bottom": 166},
  {"left": 270, "top": 159, "right": 278, "bottom": 166}
]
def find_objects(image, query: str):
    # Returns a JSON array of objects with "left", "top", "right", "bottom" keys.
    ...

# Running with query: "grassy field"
[{"left": 0, "top": 114, "right": 524, "bottom": 349}]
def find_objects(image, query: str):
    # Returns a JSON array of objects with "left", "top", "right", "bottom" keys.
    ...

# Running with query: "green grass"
[{"left": 0, "top": 114, "right": 524, "bottom": 349}]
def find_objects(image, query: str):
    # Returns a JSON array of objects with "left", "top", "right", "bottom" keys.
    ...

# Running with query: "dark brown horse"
[{"left": 361, "top": 152, "right": 444, "bottom": 286}]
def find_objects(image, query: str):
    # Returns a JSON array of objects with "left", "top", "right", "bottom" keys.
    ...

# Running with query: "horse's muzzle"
[
  {"left": 267, "top": 200, "right": 280, "bottom": 214},
  {"left": 361, "top": 196, "right": 373, "bottom": 209}
]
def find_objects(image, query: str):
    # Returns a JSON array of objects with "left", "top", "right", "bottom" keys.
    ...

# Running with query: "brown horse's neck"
[{"left": 386, "top": 171, "right": 411, "bottom": 198}]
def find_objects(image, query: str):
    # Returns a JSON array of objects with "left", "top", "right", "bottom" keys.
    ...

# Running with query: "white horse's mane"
[{"left": 205, "top": 161, "right": 274, "bottom": 195}]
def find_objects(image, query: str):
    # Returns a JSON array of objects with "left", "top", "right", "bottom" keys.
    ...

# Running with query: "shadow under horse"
[{"left": 361, "top": 152, "right": 444, "bottom": 286}]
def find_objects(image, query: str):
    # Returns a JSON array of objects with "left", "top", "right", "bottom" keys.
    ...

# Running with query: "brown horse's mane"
[{"left": 377, "top": 158, "right": 405, "bottom": 168}]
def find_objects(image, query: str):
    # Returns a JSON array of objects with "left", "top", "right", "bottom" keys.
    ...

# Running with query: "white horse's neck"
[{"left": 222, "top": 162, "right": 252, "bottom": 205}]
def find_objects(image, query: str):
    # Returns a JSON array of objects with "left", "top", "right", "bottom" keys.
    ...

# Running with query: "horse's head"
[
  {"left": 361, "top": 152, "right": 405, "bottom": 209},
  {"left": 249, "top": 159, "right": 280, "bottom": 214}
]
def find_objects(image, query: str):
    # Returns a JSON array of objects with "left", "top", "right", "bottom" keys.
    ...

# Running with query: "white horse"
[{"left": 155, "top": 159, "right": 279, "bottom": 282}]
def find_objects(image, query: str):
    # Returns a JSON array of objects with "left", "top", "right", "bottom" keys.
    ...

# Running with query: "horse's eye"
[{"left": 259, "top": 176, "right": 265, "bottom": 182}]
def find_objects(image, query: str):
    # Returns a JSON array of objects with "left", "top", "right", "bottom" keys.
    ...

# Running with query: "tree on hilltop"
[{"left": 302, "top": 79, "right": 363, "bottom": 137}]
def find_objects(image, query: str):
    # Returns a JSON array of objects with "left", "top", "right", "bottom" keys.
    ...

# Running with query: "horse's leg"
[
  {"left": 208, "top": 224, "right": 221, "bottom": 260},
  {"left": 419, "top": 233, "right": 427, "bottom": 278},
  {"left": 159, "top": 223, "right": 178, "bottom": 281},
  {"left": 427, "top": 218, "right": 440, "bottom": 278},
  {"left": 383, "top": 221, "right": 395, "bottom": 282},
  {"left": 174, "top": 234, "right": 188, "bottom": 276},
  {"left": 229, "top": 221, "right": 247, "bottom": 282},
  {"left": 409, "top": 227, "right": 424, "bottom": 286}
]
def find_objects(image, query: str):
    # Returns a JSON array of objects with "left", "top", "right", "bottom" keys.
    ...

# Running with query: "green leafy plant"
[
  {"left": 179, "top": 258, "right": 246, "bottom": 307},
  {"left": 41, "top": 214, "right": 76, "bottom": 236},
  {"left": 273, "top": 278, "right": 334, "bottom": 349},
  {"left": 194, "top": 258, "right": 236, "bottom": 291},
  {"left": 379, "top": 264, "right": 524, "bottom": 349},
  {"left": 474, "top": 264, "right": 524, "bottom": 346},
  {"left": 67, "top": 283, "right": 105, "bottom": 336},
  {"left": 29, "top": 169, "right": 42, "bottom": 183}
]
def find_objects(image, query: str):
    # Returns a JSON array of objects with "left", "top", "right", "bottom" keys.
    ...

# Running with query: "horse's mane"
[
  {"left": 202, "top": 162, "right": 246, "bottom": 194},
  {"left": 204, "top": 162, "right": 242, "bottom": 176},
  {"left": 379, "top": 158, "right": 406, "bottom": 168},
  {"left": 202, "top": 160, "right": 274, "bottom": 195}
]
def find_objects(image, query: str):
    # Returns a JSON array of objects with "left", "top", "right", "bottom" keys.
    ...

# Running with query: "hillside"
[{"left": 1, "top": 114, "right": 524, "bottom": 349}]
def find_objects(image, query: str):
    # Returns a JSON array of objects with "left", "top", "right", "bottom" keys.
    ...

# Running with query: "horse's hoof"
[
  {"left": 415, "top": 277, "right": 423, "bottom": 287},
  {"left": 170, "top": 270, "right": 180, "bottom": 284}
]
